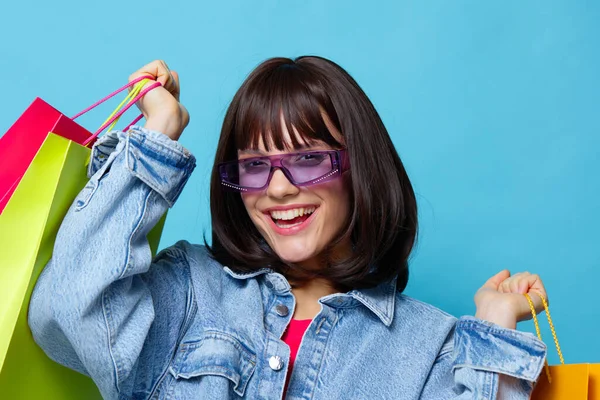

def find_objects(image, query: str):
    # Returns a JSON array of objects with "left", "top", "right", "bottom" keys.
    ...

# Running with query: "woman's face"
[{"left": 239, "top": 121, "right": 351, "bottom": 266}]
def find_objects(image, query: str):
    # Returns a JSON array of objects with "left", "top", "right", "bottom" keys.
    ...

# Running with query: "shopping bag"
[
  {"left": 0, "top": 76, "right": 160, "bottom": 365},
  {"left": 0, "top": 75, "right": 158, "bottom": 214},
  {"left": 0, "top": 80, "right": 164, "bottom": 399},
  {"left": 528, "top": 294, "right": 600, "bottom": 399}
]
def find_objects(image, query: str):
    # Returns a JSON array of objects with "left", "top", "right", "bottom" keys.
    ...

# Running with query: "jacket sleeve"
[
  {"left": 28, "top": 126, "right": 197, "bottom": 400},
  {"left": 420, "top": 317, "right": 547, "bottom": 399}
]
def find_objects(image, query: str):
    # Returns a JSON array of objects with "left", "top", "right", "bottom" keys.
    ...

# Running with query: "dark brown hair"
[{"left": 208, "top": 56, "right": 417, "bottom": 291}]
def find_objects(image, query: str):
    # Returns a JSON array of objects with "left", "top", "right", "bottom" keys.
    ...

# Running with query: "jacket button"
[
  {"left": 269, "top": 356, "right": 284, "bottom": 371},
  {"left": 275, "top": 304, "right": 289, "bottom": 317}
]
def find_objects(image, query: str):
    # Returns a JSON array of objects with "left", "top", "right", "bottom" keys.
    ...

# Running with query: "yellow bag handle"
[
  {"left": 100, "top": 79, "right": 150, "bottom": 132},
  {"left": 80, "top": 78, "right": 161, "bottom": 147},
  {"left": 525, "top": 293, "right": 565, "bottom": 383}
]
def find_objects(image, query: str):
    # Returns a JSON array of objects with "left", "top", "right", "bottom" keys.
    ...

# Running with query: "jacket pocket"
[
  {"left": 74, "top": 166, "right": 111, "bottom": 211},
  {"left": 74, "top": 178, "right": 99, "bottom": 211},
  {"left": 168, "top": 331, "right": 256, "bottom": 397}
]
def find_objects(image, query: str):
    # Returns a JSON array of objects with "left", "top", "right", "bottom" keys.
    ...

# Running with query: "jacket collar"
[
  {"left": 223, "top": 267, "right": 397, "bottom": 327},
  {"left": 344, "top": 277, "right": 397, "bottom": 326}
]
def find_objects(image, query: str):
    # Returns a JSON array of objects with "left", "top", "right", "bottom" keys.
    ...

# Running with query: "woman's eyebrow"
[
  {"left": 238, "top": 149, "right": 265, "bottom": 156},
  {"left": 238, "top": 143, "right": 321, "bottom": 156}
]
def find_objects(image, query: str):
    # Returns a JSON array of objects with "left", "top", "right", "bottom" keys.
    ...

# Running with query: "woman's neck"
[
  {"left": 287, "top": 242, "right": 351, "bottom": 320},
  {"left": 291, "top": 278, "right": 338, "bottom": 320}
]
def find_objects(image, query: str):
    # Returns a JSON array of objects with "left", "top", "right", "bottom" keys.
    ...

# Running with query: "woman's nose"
[{"left": 266, "top": 168, "right": 300, "bottom": 199}]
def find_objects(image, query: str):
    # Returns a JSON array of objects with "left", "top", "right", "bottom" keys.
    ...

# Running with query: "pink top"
[{"left": 281, "top": 319, "right": 312, "bottom": 393}]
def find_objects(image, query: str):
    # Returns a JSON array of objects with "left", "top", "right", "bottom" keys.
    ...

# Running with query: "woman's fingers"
[
  {"left": 509, "top": 275, "right": 524, "bottom": 294},
  {"left": 498, "top": 271, "right": 548, "bottom": 314},
  {"left": 478, "top": 270, "right": 549, "bottom": 324},
  {"left": 170, "top": 70, "right": 181, "bottom": 101},
  {"left": 158, "top": 60, "right": 180, "bottom": 98},
  {"left": 482, "top": 269, "right": 510, "bottom": 291},
  {"left": 126, "top": 60, "right": 188, "bottom": 140},
  {"left": 129, "top": 60, "right": 180, "bottom": 99}
]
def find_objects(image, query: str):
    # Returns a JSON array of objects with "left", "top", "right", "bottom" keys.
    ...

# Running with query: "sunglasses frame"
[{"left": 219, "top": 149, "right": 349, "bottom": 192}]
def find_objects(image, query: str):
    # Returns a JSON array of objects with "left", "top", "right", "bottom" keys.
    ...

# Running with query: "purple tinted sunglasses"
[{"left": 219, "top": 150, "right": 349, "bottom": 192}]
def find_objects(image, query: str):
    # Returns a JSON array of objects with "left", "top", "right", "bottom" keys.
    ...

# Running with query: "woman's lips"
[{"left": 266, "top": 208, "right": 318, "bottom": 236}]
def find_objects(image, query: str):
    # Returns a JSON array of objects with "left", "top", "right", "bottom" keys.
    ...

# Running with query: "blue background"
[{"left": 1, "top": 1, "right": 598, "bottom": 364}]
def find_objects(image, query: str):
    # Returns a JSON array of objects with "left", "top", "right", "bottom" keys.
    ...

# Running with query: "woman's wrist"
[
  {"left": 144, "top": 112, "right": 185, "bottom": 141},
  {"left": 475, "top": 302, "right": 517, "bottom": 330}
]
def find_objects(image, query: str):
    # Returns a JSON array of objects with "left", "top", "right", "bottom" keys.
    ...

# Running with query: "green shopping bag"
[
  {"left": 0, "top": 84, "right": 165, "bottom": 398},
  {"left": 0, "top": 134, "right": 102, "bottom": 398},
  {"left": 0, "top": 133, "right": 166, "bottom": 398}
]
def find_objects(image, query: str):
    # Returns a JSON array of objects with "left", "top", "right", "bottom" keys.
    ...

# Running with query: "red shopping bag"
[{"left": 0, "top": 76, "right": 160, "bottom": 214}]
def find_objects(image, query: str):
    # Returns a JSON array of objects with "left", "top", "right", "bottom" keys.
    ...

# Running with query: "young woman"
[{"left": 29, "top": 57, "right": 548, "bottom": 399}]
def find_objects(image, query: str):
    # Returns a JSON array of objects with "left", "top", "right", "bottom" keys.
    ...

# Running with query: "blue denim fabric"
[{"left": 28, "top": 127, "right": 546, "bottom": 400}]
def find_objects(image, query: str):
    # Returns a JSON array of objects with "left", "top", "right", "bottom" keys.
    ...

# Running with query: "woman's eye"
[
  {"left": 295, "top": 154, "right": 325, "bottom": 164},
  {"left": 242, "top": 160, "right": 269, "bottom": 171}
]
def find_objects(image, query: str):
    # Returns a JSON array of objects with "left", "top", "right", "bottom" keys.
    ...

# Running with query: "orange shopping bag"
[{"left": 528, "top": 294, "right": 600, "bottom": 399}]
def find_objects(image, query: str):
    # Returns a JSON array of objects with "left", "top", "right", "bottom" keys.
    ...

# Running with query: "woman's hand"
[
  {"left": 129, "top": 60, "right": 190, "bottom": 141},
  {"left": 474, "top": 270, "right": 547, "bottom": 330}
]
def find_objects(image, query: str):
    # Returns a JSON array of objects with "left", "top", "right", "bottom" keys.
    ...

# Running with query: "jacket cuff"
[
  {"left": 453, "top": 316, "right": 547, "bottom": 382},
  {"left": 88, "top": 126, "right": 196, "bottom": 207}
]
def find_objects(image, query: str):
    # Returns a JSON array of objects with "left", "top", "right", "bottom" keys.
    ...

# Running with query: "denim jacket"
[{"left": 29, "top": 127, "right": 546, "bottom": 400}]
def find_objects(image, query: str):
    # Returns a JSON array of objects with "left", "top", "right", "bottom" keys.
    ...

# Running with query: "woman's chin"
[
  {"left": 272, "top": 245, "right": 316, "bottom": 265},
  {"left": 276, "top": 253, "right": 311, "bottom": 264}
]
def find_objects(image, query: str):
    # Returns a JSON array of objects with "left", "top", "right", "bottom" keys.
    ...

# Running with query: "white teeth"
[{"left": 269, "top": 207, "right": 316, "bottom": 221}]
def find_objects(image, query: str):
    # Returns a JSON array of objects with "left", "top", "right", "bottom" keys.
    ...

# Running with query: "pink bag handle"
[
  {"left": 72, "top": 75, "right": 162, "bottom": 147},
  {"left": 124, "top": 114, "right": 145, "bottom": 131},
  {"left": 72, "top": 75, "right": 150, "bottom": 119},
  {"left": 81, "top": 81, "right": 161, "bottom": 147}
]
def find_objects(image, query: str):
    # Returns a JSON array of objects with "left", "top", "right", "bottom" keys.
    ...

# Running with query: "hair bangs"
[{"left": 233, "top": 60, "right": 343, "bottom": 152}]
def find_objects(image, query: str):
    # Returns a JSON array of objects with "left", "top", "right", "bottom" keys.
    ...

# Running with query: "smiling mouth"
[{"left": 268, "top": 206, "right": 317, "bottom": 229}]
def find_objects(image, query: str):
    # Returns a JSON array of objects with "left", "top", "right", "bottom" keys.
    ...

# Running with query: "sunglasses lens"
[
  {"left": 238, "top": 159, "right": 271, "bottom": 188},
  {"left": 283, "top": 153, "right": 334, "bottom": 183},
  {"left": 221, "top": 159, "right": 270, "bottom": 189}
]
